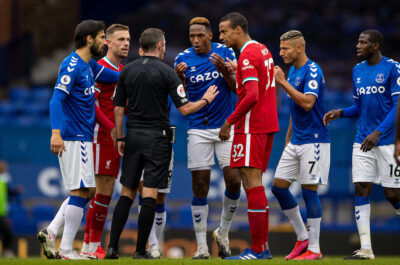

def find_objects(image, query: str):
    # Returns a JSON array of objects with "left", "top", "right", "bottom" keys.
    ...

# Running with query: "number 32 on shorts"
[{"left": 232, "top": 144, "right": 244, "bottom": 162}]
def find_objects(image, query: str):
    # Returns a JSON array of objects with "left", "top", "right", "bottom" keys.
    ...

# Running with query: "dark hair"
[
  {"left": 361, "top": 29, "right": 384, "bottom": 48},
  {"left": 190, "top": 17, "right": 211, "bottom": 32},
  {"left": 74, "top": 20, "right": 106, "bottom": 49},
  {"left": 139, "top": 28, "right": 165, "bottom": 52},
  {"left": 220, "top": 12, "right": 248, "bottom": 33}
]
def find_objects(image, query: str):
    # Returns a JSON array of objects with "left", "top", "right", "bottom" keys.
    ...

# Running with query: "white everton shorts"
[
  {"left": 274, "top": 142, "right": 330, "bottom": 185},
  {"left": 187, "top": 128, "right": 232, "bottom": 170},
  {"left": 59, "top": 141, "right": 95, "bottom": 190},
  {"left": 352, "top": 143, "right": 400, "bottom": 188},
  {"left": 140, "top": 149, "right": 174, "bottom": 193}
]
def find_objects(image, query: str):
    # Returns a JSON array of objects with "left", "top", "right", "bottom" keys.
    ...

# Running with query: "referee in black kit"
[{"left": 106, "top": 28, "right": 219, "bottom": 259}]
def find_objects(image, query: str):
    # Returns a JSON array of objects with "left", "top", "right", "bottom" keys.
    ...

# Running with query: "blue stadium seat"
[
  {"left": 8, "top": 202, "right": 36, "bottom": 235},
  {"left": 32, "top": 87, "right": 52, "bottom": 102},
  {"left": 9, "top": 87, "right": 30, "bottom": 102},
  {"left": 32, "top": 204, "right": 56, "bottom": 229},
  {"left": 0, "top": 101, "right": 16, "bottom": 117},
  {"left": 23, "top": 102, "right": 49, "bottom": 116}
]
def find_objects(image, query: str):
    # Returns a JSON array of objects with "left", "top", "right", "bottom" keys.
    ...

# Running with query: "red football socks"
[
  {"left": 246, "top": 186, "right": 268, "bottom": 253},
  {"left": 83, "top": 198, "right": 95, "bottom": 244},
  {"left": 89, "top": 193, "right": 111, "bottom": 243}
]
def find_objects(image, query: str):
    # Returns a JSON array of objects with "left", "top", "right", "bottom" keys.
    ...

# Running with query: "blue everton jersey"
[
  {"left": 352, "top": 56, "right": 400, "bottom": 145},
  {"left": 54, "top": 51, "right": 97, "bottom": 141},
  {"left": 287, "top": 59, "right": 329, "bottom": 144},
  {"left": 174, "top": 42, "right": 236, "bottom": 129}
]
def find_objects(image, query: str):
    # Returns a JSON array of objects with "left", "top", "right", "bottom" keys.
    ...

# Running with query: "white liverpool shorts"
[
  {"left": 140, "top": 149, "right": 174, "bottom": 193},
  {"left": 187, "top": 128, "right": 233, "bottom": 170},
  {"left": 274, "top": 142, "right": 330, "bottom": 185},
  {"left": 59, "top": 141, "right": 95, "bottom": 190},
  {"left": 352, "top": 143, "right": 400, "bottom": 188}
]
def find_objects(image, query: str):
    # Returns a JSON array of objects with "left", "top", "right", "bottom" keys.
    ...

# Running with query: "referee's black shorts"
[{"left": 120, "top": 127, "right": 172, "bottom": 190}]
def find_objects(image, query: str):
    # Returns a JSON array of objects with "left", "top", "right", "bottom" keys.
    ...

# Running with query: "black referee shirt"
[{"left": 113, "top": 56, "right": 188, "bottom": 129}]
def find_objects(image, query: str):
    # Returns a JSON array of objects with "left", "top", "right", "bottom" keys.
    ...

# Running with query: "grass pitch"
[{"left": 1, "top": 257, "right": 399, "bottom": 265}]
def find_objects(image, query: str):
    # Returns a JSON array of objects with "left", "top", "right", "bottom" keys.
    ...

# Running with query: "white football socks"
[
  {"left": 283, "top": 205, "right": 308, "bottom": 241},
  {"left": 307, "top": 217, "right": 321, "bottom": 253},
  {"left": 191, "top": 205, "right": 208, "bottom": 246},
  {"left": 219, "top": 194, "right": 240, "bottom": 235},
  {"left": 48, "top": 196, "right": 69, "bottom": 236},
  {"left": 148, "top": 211, "right": 166, "bottom": 247},
  {"left": 59, "top": 204, "right": 84, "bottom": 251},
  {"left": 355, "top": 204, "right": 371, "bottom": 249}
]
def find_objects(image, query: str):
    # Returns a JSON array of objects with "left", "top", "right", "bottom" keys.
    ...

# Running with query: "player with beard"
[
  {"left": 80, "top": 24, "right": 131, "bottom": 259},
  {"left": 37, "top": 20, "right": 120, "bottom": 260}
]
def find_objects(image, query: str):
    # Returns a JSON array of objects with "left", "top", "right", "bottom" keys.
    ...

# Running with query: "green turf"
[{"left": 1, "top": 257, "right": 400, "bottom": 265}]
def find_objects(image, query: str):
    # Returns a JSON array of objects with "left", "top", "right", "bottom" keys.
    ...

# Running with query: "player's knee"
[
  {"left": 354, "top": 182, "right": 371, "bottom": 197},
  {"left": 384, "top": 188, "right": 399, "bottom": 204},
  {"left": 193, "top": 186, "right": 209, "bottom": 198},
  {"left": 192, "top": 179, "right": 210, "bottom": 197},
  {"left": 156, "top": 192, "right": 167, "bottom": 204},
  {"left": 225, "top": 178, "right": 241, "bottom": 194}
]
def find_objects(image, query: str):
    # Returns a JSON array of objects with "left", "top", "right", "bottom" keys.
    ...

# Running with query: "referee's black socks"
[
  {"left": 108, "top": 196, "right": 133, "bottom": 250},
  {"left": 136, "top": 197, "right": 156, "bottom": 254}
]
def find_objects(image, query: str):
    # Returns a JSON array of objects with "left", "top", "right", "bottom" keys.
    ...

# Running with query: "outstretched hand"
[
  {"left": 202, "top": 85, "right": 219, "bottom": 104},
  {"left": 323, "top": 110, "right": 342, "bottom": 126}
]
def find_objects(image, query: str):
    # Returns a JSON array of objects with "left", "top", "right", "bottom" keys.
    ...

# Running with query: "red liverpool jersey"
[
  {"left": 94, "top": 57, "right": 123, "bottom": 144},
  {"left": 228, "top": 40, "right": 279, "bottom": 134}
]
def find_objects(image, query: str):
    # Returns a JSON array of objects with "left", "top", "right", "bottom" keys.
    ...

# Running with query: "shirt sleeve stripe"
[
  {"left": 95, "top": 87, "right": 101, "bottom": 93},
  {"left": 242, "top": 77, "right": 258, "bottom": 85},
  {"left": 304, "top": 91, "right": 318, "bottom": 98},
  {"left": 94, "top": 66, "right": 105, "bottom": 81},
  {"left": 353, "top": 95, "right": 359, "bottom": 99},
  {"left": 55, "top": 87, "right": 69, "bottom": 95},
  {"left": 391, "top": 91, "right": 400, "bottom": 96}
]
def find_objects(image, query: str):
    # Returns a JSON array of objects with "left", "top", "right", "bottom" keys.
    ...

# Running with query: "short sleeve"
[
  {"left": 113, "top": 68, "right": 127, "bottom": 107},
  {"left": 166, "top": 67, "right": 188, "bottom": 108},
  {"left": 390, "top": 62, "right": 400, "bottom": 97},
  {"left": 303, "top": 65, "right": 323, "bottom": 98},
  {"left": 54, "top": 61, "right": 77, "bottom": 95},
  {"left": 239, "top": 50, "right": 259, "bottom": 85}
]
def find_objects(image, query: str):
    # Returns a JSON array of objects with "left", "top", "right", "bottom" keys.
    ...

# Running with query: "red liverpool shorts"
[
  {"left": 93, "top": 143, "right": 121, "bottom": 178},
  {"left": 230, "top": 133, "right": 274, "bottom": 172}
]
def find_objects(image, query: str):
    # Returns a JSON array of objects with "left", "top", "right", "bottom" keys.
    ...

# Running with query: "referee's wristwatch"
[{"left": 116, "top": 137, "right": 126, "bottom": 142}]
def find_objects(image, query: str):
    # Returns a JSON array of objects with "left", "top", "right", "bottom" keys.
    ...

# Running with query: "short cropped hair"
[
  {"left": 362, "top": 29, "right": 384, "bottom": 48},
  {"left": 280, "top": 30, "right": 303, "bottom": 41},
  {"left": 189, "top": 17, "right": 211, "bottom": 31},
  {"left": 139, "top": 28, "right": 165, "bottom": 52},
  {"left": 220, "top": 12, "right": 248, "bottom": 33},
  {"left": 106, "top": 24, "right": 130, "bottom": 39},
  {"left": 74, "top": 20, "right": 106, "bottom": 49}
]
